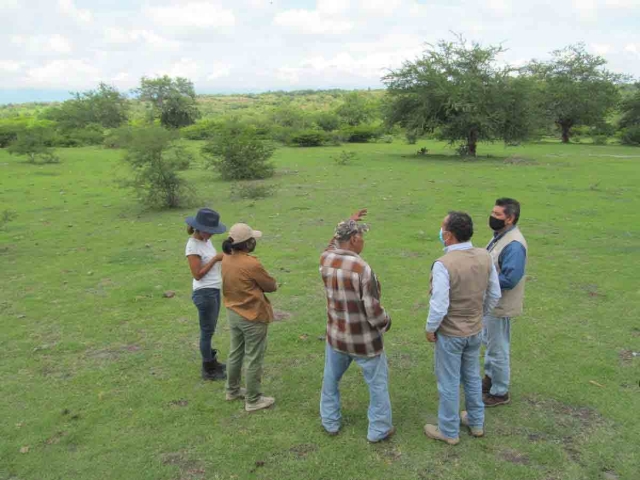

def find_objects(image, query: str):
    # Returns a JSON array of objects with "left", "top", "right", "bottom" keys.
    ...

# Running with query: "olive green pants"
[{"left": 225, "top": 309, "right": 269, "bottom": 403}]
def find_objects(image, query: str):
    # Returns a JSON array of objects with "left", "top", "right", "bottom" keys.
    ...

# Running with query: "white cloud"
[
  {"left": 572, "top": 0, "right": 598, "bottom": 19},
  {"left": 49, "top": 34, "right": 72, "bottom": 54},
  {"left": 147, "top": 2, "right": 236, "bottom": 28},
  {"left": 604, "top": 0, "right": 640, "bottom": 7},
  {"left": 273, "top": 9, "right": 353, "bottom": 34},
  {"left": 104, "top": 28, "right": 180, "bottom": 50},
  {"left": 207, "top": 63, "right": 232, "bottom": 80},
  {"left": 318, "top": 0, "right": 350, "bottom": 15},
  {"left": 625, "top": 43, "right": 640, "bottom": 56},
  {"left": 358, "top": 0, "right": 402, "bottom": 16},
  {"left": 10, "top": 34, "right": 73, "bottom": 55},
  {"left": 487, "top": 0, "right": 512, "bottom": 14},
  {"left": 58, "top": 0, "right": 92, "bottom": 23},
  {"left": 25, "top": 59, "right": 100, "bottom": 87},
  {"left": 0, "top": 60, "right": 22, "bottom": 72},
  {"left": 0, "top": 0, "right": 19, "bottom": 9},
  {"left": 591, "top": 43, "right": 614, "bottom": 54}
]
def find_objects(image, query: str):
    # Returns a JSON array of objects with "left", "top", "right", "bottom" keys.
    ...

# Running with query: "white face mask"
[{"left": 439, "top": 228, "right": 446, "bottom": 246}]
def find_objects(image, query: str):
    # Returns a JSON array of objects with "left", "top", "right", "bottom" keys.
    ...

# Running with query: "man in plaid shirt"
[{"left": 319, "top": 209, "right": 395, "bottom": 443}]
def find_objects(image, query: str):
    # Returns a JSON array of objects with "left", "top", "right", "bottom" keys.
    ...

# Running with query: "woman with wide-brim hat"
[
  {"left": 185, "top": 208, "right": 227, "bottom": 381},
  {"left": 221, "top": 223, "right": 278, "bottom": 412}
]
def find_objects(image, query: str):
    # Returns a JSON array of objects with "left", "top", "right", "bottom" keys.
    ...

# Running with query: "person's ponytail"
[{"left": 222, "top": 238, "right": 234, "bottom": 255}]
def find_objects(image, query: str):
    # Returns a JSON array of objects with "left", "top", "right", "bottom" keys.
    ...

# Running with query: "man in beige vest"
[
  {"left": 424, "top": 212, "right": 501, "bottom": 445},
  {"left": 483, "top": 198, "right": 528, "bottom": 407}
]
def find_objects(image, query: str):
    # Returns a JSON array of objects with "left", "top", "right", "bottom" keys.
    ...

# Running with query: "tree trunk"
[
  {"left": 467, "top": 128, "right": 478, "bottom": 157},
  {"left": 558, "top": 120, "right": 572, "bottom": 143}
]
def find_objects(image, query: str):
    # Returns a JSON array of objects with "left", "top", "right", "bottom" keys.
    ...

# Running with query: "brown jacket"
[{"left": 221, "top": 252, "right": 277, "bottom": 322}]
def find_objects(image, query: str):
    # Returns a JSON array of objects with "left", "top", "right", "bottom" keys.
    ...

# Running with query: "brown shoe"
[
  {"left": 483, "top": 392, "right": 510, "bottom": 407},
  {"left": 482, "top": 375, "right": 492, "bottom": 395},
  {"left": 368, "top": 426, "right": 396, "bottom": 443},
  {"left": 460, "top": 411, "right": 484, "bottom": 437},
  {"left": 423, "top": 424, "right": 459, "bottom": 445}
]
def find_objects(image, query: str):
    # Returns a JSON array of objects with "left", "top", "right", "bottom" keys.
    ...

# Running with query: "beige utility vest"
[
  {"left": 437, "top": 248, "right": 493, "bottom": 338},
  {"left": 487, "top": 227, "right": 528, "bottom": 318}
]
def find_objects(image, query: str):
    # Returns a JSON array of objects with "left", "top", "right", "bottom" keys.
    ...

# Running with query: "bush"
[
  {"left": 202, "top": 124, "right": 276, "bottom": 180},
  {"left": 269, "top": 125, "right": 297, "bottom": 145},
  {"left": 405, "top": 130, "right": 418, "bottom": 144},
  {"left": 380, "top": 135, "right": 394, "bottom": 144},
  {"left": 313, "top": 112, "right": 340, "bottom": 132},
  {"left": 52, "top": 124, "right": 104, "bottom": 147},
  {"left": 592, "top": 135, "right": 609, "bottom": 145},
  {"left": 332, "top": 150, "right": 358, "bottom": 166},
  {"left": 0, "top": 210, "right": 17, "bottom": 230},
  {"left": 291, "top": 130, "right": 327, "bottom": 147},
  {"left": 121, "top": 126, "right": 193, "bottom": 209},
  {"left": 230, "top": 182, "right": 276, "bottom": 200},
  {"left": 0, "top": 118, "right": 29, "bottom": 148},
  {"left": 180, "top": 119, "right": 220, "bottom": 140},
  {"left": 8, "top": 125, "right": 60, "bottom": 164},
  {"left": 620, "top": 126, "right": 640, "bottom": 146},
  {"left": 340, "top": 124, "right": 382, "bottom": 143}
]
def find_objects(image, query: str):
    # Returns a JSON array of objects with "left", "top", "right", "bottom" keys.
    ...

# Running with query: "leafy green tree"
[
  {"left": 383, "top": 38, "right": 539, "bottom": 155},
  {"left": 527, "top": 44, "right": 624, "bottom": 143},
  {"left": 202, "top": 123, "right": 275, "bottom": 180},
  {"left": 120, "top": 126, "right": 193, "bottom": 208},
  {"left": 8, "top": 124, "right": 59, "bottom": 163},
  {"left": 619, "top": 83, "right": 640, "bottom": 129},
  {"left": 46, "top": 83, "right": 129, "bottom": 130},
  {"left": 136, "top": 76, "right": 201, "bottom": 129},
  {"left": 335, "top": 92, "right": 378, "bottom": 126}
]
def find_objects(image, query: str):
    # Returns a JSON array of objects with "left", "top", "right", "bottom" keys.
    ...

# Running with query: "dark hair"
[
  {"left": 445, "top": 211, "right": 474, "bottom": 243},
  {"left": 495, "top": 198, "right": 520, "bottom": 225},
  {"left": 222, "top": 237, "right": 256, "bottom": 255},
  {"left": 187, "top": 226, "right": 195, "bottom": 235}
]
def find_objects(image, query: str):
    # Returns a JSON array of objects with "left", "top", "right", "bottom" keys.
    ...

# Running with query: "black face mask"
[{"left": 489, "top": 216, "right": 506, "bottom": 231}]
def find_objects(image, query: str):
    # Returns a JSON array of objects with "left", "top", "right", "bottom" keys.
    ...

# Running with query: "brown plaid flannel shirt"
[{"left": 319, "top": 239, "right": 391, "bottom": 357}]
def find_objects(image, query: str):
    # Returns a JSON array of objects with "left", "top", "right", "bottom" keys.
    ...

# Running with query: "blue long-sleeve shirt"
[
  {"left": 426, "top": 242, "right": 502, "bottom": 333},
  {"left": 487, "top": 228, "right": 527, "bottom": 291}
]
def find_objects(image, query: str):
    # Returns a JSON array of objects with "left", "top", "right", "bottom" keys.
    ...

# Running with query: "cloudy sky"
[{"left": 0, "top": 0, "right": 639, "bottom": 103}]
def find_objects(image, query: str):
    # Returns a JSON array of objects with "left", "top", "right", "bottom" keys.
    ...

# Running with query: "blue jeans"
[
  {"left": 482, "top": 314, "right": 511, "bottom": 396},
  {"left": 320, "top": 344, "right": 393, "bottom": 442},
  {"left": 435, "top": 333, "right": 484, "bottom": 439},
  {"left": 192, "top": 288, "right": 221, "bottom": 362}
]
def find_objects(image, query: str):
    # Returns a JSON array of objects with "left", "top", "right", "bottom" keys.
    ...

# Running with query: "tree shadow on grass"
[{"left": 387, "top": 152, "right": 509, "bottom": 164}]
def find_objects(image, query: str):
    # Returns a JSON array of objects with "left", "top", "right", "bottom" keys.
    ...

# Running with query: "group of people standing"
[{"left": 183, "top": 197, "right": 528, "bottom": 444}]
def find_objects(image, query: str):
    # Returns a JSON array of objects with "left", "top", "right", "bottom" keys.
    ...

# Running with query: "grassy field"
[{"left": 1, "top": 140, "right": 639, "bottom": 480}]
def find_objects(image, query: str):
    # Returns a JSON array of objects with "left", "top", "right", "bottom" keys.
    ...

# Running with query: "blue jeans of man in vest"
[
  {"left": 320, "top": 343, "right": 393, "bottom": 442},
  {"left": 482, "top": 314, "right": 511, "bottom": 396},
  {"left": 435, "top": 333, "right": 484, "bottom": 439}
]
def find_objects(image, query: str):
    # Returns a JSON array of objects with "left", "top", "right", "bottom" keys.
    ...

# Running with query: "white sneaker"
[
  {"left": 245, "top": 396, "right": 275, "bottom": 412},
  {"left": 226, "top": 388, "right": 247, "bottom": 401}
]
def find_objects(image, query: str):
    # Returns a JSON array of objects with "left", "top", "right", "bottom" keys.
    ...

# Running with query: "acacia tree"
[
  {"left": 8, "top": 124, "right": 59, "bottom": 164},
  {"left": 46, "top": 83, "right": 129, "bottom": 130},
  {"left": 383, "top": 39, "right": 539, "bottom": 156},
  {"left": 136, "top": 76, "right": 201, "bottom": 129},
  {"left": 119, "top": 126, "right": 193, "bottom": 208},
  {"left": 527, "top": 44, "right": 623, "bottom": 143}
]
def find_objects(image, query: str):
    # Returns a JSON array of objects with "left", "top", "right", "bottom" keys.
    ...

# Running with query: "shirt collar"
[
  {"left": 493, "top": 225, "right": 516, "bottom": 240},
  {"left": 444, "top": 241, "right": 473, "bottom": 253}
]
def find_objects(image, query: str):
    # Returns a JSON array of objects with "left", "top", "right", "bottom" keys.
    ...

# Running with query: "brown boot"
[
  {"left": 483, "top": 392, "right": 510, "bottom": 407},
  {"left": 482, "top": 375, "right": 492, "bottom": 395}
]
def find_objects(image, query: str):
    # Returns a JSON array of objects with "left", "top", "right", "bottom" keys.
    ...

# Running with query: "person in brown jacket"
[{"left": 221, "top": 223, "right": 278, "bottom": 412}]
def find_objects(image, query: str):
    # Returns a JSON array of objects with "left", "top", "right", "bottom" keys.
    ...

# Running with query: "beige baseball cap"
[{"left": 229, "top": 223, "right": 263, "bottom": 245}]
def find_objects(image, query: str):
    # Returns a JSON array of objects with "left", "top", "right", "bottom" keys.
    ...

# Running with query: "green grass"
[{"left": 1, "top": 140, "right": 640, "bottom": 480}]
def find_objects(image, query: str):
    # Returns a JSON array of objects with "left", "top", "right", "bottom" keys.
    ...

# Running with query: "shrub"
[
  {"left": 380, "top": 135, "right": 394, "bottom": 144},
  {"left": 405, "top": 130, "right": 418, "bottom": 145},
  {"left": 230, "top": 182, "right": 276, "bottom": 200},
  {"left": 313, "top": 112, "right": 341, "bottom": 132},
  {"left": 291, "top": 130, "right": 327, "bottom": 147},
  {"left": 8, "top": 125, "right": 60, "bottom": 164},
  {"left": 0, "top": 118, "right": 29, "bottom": 148},
  {"left": 332, "top": 150, "right": 358, "bottom": 166},
  {"left": 120, "top": 126, "right": 193, "bottom": 209},
  {"left": 340, "top": 124, "right": 382, "bottom": 143},
  {"left": 620, "top": 126, "right": 640, "bottom": 146},
  {"left": 0, "top": 210, "right": 17, "bottom": 230},
  {"left": 592, "top": 135, "right": 609, "bottom": 145},
  {"left": 202, "top": 124, "right": 276, "bottom": 181},
  {"left": 181, "top": 119, "right": 220, "bottom": 140}
]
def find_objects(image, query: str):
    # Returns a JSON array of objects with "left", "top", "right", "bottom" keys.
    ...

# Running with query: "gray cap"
[{"left": 333, "top": 219, "right": 370, "bottom": 241}]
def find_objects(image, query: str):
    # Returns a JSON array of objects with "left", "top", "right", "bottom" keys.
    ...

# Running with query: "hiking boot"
[
  {"left": 202, "top": 360, "right": 226, "bottom": 381},
  {"left": 245, "top": 396, "right": 275, "bottom": 412},
  {"left": 423, "top": 424, "right": 459, "bottom": 445},
  {"left": 482, "top": 375, "right": 492, "bottom": 394},
  {"left": 323, "top": 426, "right": 340, "bottom": 436},
  {"left": 460, "top": 411, "right": 484, "bottom": 437},
  {"left": 368, "top": 426, "right": 396, "bottom": 443},
  {"left": 225, "top": 388, "right": 247, "bottom": 401},
  {"left": 483, "top": 392, "right": 510, "bottom": 407},
  {"left": 211, "top": 349, "right": 226, "bottom": 372}
]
